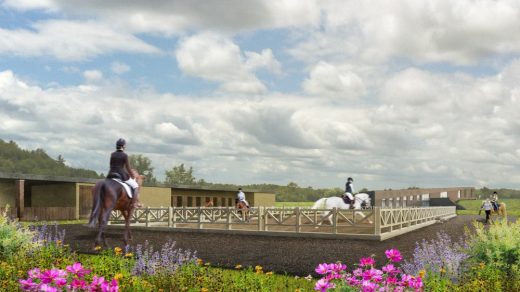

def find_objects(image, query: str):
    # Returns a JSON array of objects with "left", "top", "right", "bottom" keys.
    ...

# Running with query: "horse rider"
[
  {"left": 343, "top": 177, "right": 355, "bottom": 208},
  {"left": 236, "top": 188, "right": 250, "bottom": 208},
  {"left": 480, "top": 198, "right": 493, "bottom": 224},
  {"left": 490, "top": 191, "right": 499, "bottom": 212},
  {"left": 107, "top": 138, "right": 141, "bottom": 208}
]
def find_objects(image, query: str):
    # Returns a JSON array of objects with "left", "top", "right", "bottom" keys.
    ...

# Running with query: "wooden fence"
[{"left": 110, "top": 206, "right": 456, "bottom": 241}]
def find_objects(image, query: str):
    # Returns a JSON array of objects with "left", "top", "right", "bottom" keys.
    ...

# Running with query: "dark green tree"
[
  {"left": 164, "top": 163, "right": 196, "bottom": 185},
  {"left": 129, "top": 154, "right": 157, "bottom": 185}
]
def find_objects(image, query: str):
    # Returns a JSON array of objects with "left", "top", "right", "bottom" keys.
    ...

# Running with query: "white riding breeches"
[
  {"left": 240, "top": 199, "right": 249, "bottom": 206},
  {"left": 345, "top": 192, "right": 354, "bottom": 200},
  {"left": 125, "top": 178, "right": 138, "bottom": 189}
]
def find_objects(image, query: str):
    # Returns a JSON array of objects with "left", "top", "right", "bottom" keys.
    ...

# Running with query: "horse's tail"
[
  {"left": 312, "top": 198, "right": 327, "bottom": 209},
  {"left": 88, "top": 181, "right": 103, "bottom": 228}
]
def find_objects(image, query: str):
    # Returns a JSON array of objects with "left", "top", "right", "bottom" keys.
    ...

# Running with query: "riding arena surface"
[{"left": 60, "top": 215, "right": 514, "bottom": 276}]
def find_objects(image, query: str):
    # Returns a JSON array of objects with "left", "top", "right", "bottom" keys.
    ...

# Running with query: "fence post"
[
  {"left": 295, "top": 207, "right": 300, "bottom": 233},
  {"left": 226, "top": 207, "right": 231, "bottom": 230},
  {"left": 258, "top": 206, "right": 264, "bottom": 231},
  {"left": 374, "top": 207, "right": 381, "bottom": 236},
  {"left": 145, "top": 207, "right": 150, "bottom": 227},
  {"left": 168, "top": 207, "right": 173, "bottom": 227},
  {"left": 197, "top": 206, "right": 202, "bottom": 229}
]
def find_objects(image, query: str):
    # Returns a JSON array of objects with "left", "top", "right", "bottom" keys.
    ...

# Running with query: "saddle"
[
  {"left": 108, "top": 173, "right": 133, "bottom": 198},
  {"left": 342, "top": 195, "right": 352, "bottom": 205}
]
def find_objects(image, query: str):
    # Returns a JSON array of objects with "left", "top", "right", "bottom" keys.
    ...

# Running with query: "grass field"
[
  {"left": 274, "top": 201, "right": 314, "bottom": 207},
  {"left": 456, "top": 198, "right": 520, "bottom": 217}
]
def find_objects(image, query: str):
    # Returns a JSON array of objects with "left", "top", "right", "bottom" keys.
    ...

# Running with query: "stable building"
[{"left": 0, "top": 172, "right": 275, "bottom": 221}]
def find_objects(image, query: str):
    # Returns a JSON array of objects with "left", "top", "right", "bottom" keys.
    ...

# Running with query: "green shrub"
[{"left": 0, "top": 206, "right": 40, "bottom": 259}]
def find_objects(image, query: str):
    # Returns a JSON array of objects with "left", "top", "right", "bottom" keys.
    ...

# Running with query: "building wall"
[
  {"left": 375, "top": 187, "right": 474, "bottom": 207},
  {"left": 250, "top": 192, "right": 275, "bottom": 207},
  {"left": 31, "top": 183, "right": 76, "bottom": 207},
  {"left": 0, "top": 181, "right": 16, "bottom": 207},
  {"left": 140, "top": 186, "right": 171, "bottom": 207}
]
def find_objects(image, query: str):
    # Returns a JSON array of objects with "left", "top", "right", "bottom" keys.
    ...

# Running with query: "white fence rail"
[{"left": 110, "top": 206, "right": 456, "bottom": 241}]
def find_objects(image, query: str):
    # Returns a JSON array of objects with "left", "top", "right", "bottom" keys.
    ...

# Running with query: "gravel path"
[{"left": 59, "top": 215, "right": 510, "bottom": 276}]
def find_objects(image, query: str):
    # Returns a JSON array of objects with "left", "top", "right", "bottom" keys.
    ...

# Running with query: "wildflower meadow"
[{"left": 1, "top": 205, "right": 520, "bottom": 291}]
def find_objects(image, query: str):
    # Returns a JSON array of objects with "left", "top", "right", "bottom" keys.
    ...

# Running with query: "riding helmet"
[
  {"left": 347, "top": 177, "right": 353, "bottom": 182},
  {"left": 116, "top": 138, "right": 126, "bottom": 148}
]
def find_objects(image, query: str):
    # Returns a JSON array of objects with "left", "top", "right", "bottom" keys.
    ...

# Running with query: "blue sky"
[{"left": 2, "top": 0, "right": 520, "bottom": 191}]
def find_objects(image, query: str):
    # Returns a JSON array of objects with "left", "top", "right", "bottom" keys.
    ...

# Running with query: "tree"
[
  {"left": 164, "top": 163, "right": 196, "bottom": 185},
  {"left": 129, "top": 154, "right": 157, "bottom": 185}
]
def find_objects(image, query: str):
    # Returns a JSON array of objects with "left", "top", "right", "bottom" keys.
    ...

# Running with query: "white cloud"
[
  {"left": 0, "top": 20, "right": 160, "bottom": 61},
  {"left": 83, "top": 70, "right": 103, "bottom": 82},
  {"left": 110, "top": 62, "right": 130, "bottom": 74},
  {"left": 303, "top": 62, "right": 365, "bottom": 99},
  {"left": 176, "top": 33, "right": 281, "bottom": 94}
]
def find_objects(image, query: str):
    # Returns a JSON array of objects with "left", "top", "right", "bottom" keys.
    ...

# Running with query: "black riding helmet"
[
  {"left": 116, "top": 138, "right": 126, "bottom": 149},
  {"left": 347, "top": 177, "right": 353, "bottom": 182}
]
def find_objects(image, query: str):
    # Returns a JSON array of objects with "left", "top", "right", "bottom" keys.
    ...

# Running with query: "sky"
[{"left": 1, "top": 0, "right": 520, "bottom": 191}]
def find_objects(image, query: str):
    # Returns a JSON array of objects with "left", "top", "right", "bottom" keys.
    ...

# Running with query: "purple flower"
[
  {"left": 359, "top": 257, "right": 376, "bottom": 267},
  {"left": 385, "top": 249, "right": 402, "bottom": 262},
  {"left": 314, "top": 278, "right": 334, "bottom": 292}
]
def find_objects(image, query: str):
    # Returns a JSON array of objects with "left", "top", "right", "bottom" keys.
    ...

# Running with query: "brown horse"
[
  {"left": 236, "top": 200, "right": 250, "bottom": 222},
  {"left": 88, "top": 169, "right": 143, "bottom": 247},
  {"left": 492, "top": 202, "right": 507, "bottom": 217}
]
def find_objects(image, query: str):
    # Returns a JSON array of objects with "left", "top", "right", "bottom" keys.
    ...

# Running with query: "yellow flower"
[
  {"left": 295, "top": 289, "right": 302, "bottom": 292},
  {"left": 235, "top": 264, "right": 242, "bottom": 269},
  {"left": 204, "top": 262, "right": 211, "bottom": 266},
  {"left": 114, "top": 273, "right": 123, "bottom": 281},
  {"left": 94, "top": 246, "right": 102, "bottom": 251},
  {"left": 255, "top": 265, "right": 263, "bottom": 271},
  {"left": 56, "top": 240, "right": 62, "bottom": 245},
  {"left": 197, "top": 259, "right": 204, "bottom": 266},
  {"left": 114, "top": 247, "right": 123, "bottom": 255},
  {"left": 201, "top": 288, "right": 209, "bottom": 292},
  {"left": 439, "top": 267, "right": 446, "bottom": 274},
  {"left": 479, "top": 262, "right": 485, "bottom": 269},
  {"left": 266, "top": 271, "right": 273, "bottom": 276},
  {"left": 418, "top": 270, "right": 426, "bottom": 278},
  {"left": 125, "top": 252, "right": 133, "bottom": 258}
]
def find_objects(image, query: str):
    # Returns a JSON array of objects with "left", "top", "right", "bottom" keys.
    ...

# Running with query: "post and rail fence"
[{"left": 109, "top": 206, "right": 456, "bottom": 241}]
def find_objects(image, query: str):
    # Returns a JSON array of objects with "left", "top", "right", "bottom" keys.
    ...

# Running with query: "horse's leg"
[{"left": 122, "top": 209, "right": 133, "bottom": 247}]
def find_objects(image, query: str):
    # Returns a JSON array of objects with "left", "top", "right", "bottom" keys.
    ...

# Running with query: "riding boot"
[{"left": 130, "top": 189, "right": 143, "bottom": 208}]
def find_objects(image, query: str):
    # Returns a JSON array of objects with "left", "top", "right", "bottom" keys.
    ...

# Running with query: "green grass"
[
  {"left": 274, "top": 201, "right": 314, "bottom": 207},
  {"left": 456, "top": 199, "right": 520, "bottom": 217}
]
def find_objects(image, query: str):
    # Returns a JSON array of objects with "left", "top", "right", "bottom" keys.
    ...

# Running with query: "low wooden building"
[
  {"left": 0, "top": 172, "right": 275, "bottom": 221},
  {"left": 374, "top": 187, "right": 475, "bottom": 207}
]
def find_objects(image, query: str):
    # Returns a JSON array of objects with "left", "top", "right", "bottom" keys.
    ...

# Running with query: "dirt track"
[{"left": 59, "top": 215, "right": 509, "bottom": 276}]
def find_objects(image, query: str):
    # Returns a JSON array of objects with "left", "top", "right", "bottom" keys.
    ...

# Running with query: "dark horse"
[{"left": 88, "top": 169, "right": 143, "bottom": 247}]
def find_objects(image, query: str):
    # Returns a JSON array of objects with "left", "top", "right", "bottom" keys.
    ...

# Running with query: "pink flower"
[
  {"left": 101, "top": 279, "right": 119, "bottom": 292},
  {"left": 66, "top": 262, "right": 91, "bottom": 278},
  {"left": 361, "top": 280, "right": 378, "bottom": 292},
  {"left": 385, "top": 249, "right": 402, "bottom": 262},
  {"left": 19, "top": 278, "right": 38, "bottom": 291},
  {"left": 28, "top": 268, "right": 41, "bottom": 279},
  {"left": 362, "top": 268, "right": 383, "bottom": 282},
  {"left": 382, "top": 263, "right": 398, "bottom": 275},
  {"left": 330, "top": 263, "right": 347, "bottom": 273},
  {"left": 314, "top": 278, "right": 334, "bottom": 292},
  {"left": 359, "top": 257, "right": 376, "bottom": 267},
  {"left": 39, "top": 283, "right": 58, "bottom": 292},
  {"left": 315, "top": 263, "right": 331, "bottom": 275},
  {"left": 40, "top": 268, "right": 67, "bottom": 285},
  {"left": 385, "top": 276, "right": 398, "bottom": 285},
  {"left": 69, "top": 279, "right": 88, "bottom": 290}
]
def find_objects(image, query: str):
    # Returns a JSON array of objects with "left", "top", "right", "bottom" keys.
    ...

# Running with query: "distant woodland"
[{"left": 1, "top": 138, "right": 518, "bottom": 201}]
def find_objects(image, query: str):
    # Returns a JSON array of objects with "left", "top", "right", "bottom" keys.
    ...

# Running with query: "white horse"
[{"left": 311, "top": 193, "right": 372, "bottom": 225}]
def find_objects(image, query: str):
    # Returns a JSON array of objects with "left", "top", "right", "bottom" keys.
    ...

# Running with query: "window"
[
  {"left": 440, "top": 191, "right": 448, "bottom": 198},
  {"left": 176, "top": 196, "right": 183, "bottom": 207},
  {"left": 402, "top": 196, "right": 407, "bottom": 207},
  {"left": 381, "top": 199, "right": 386, "bottom": 208}
]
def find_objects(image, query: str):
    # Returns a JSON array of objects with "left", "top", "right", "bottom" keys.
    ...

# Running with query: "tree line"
[{"left": 2, "top": 138, "right": 519, "bottom": 202}]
